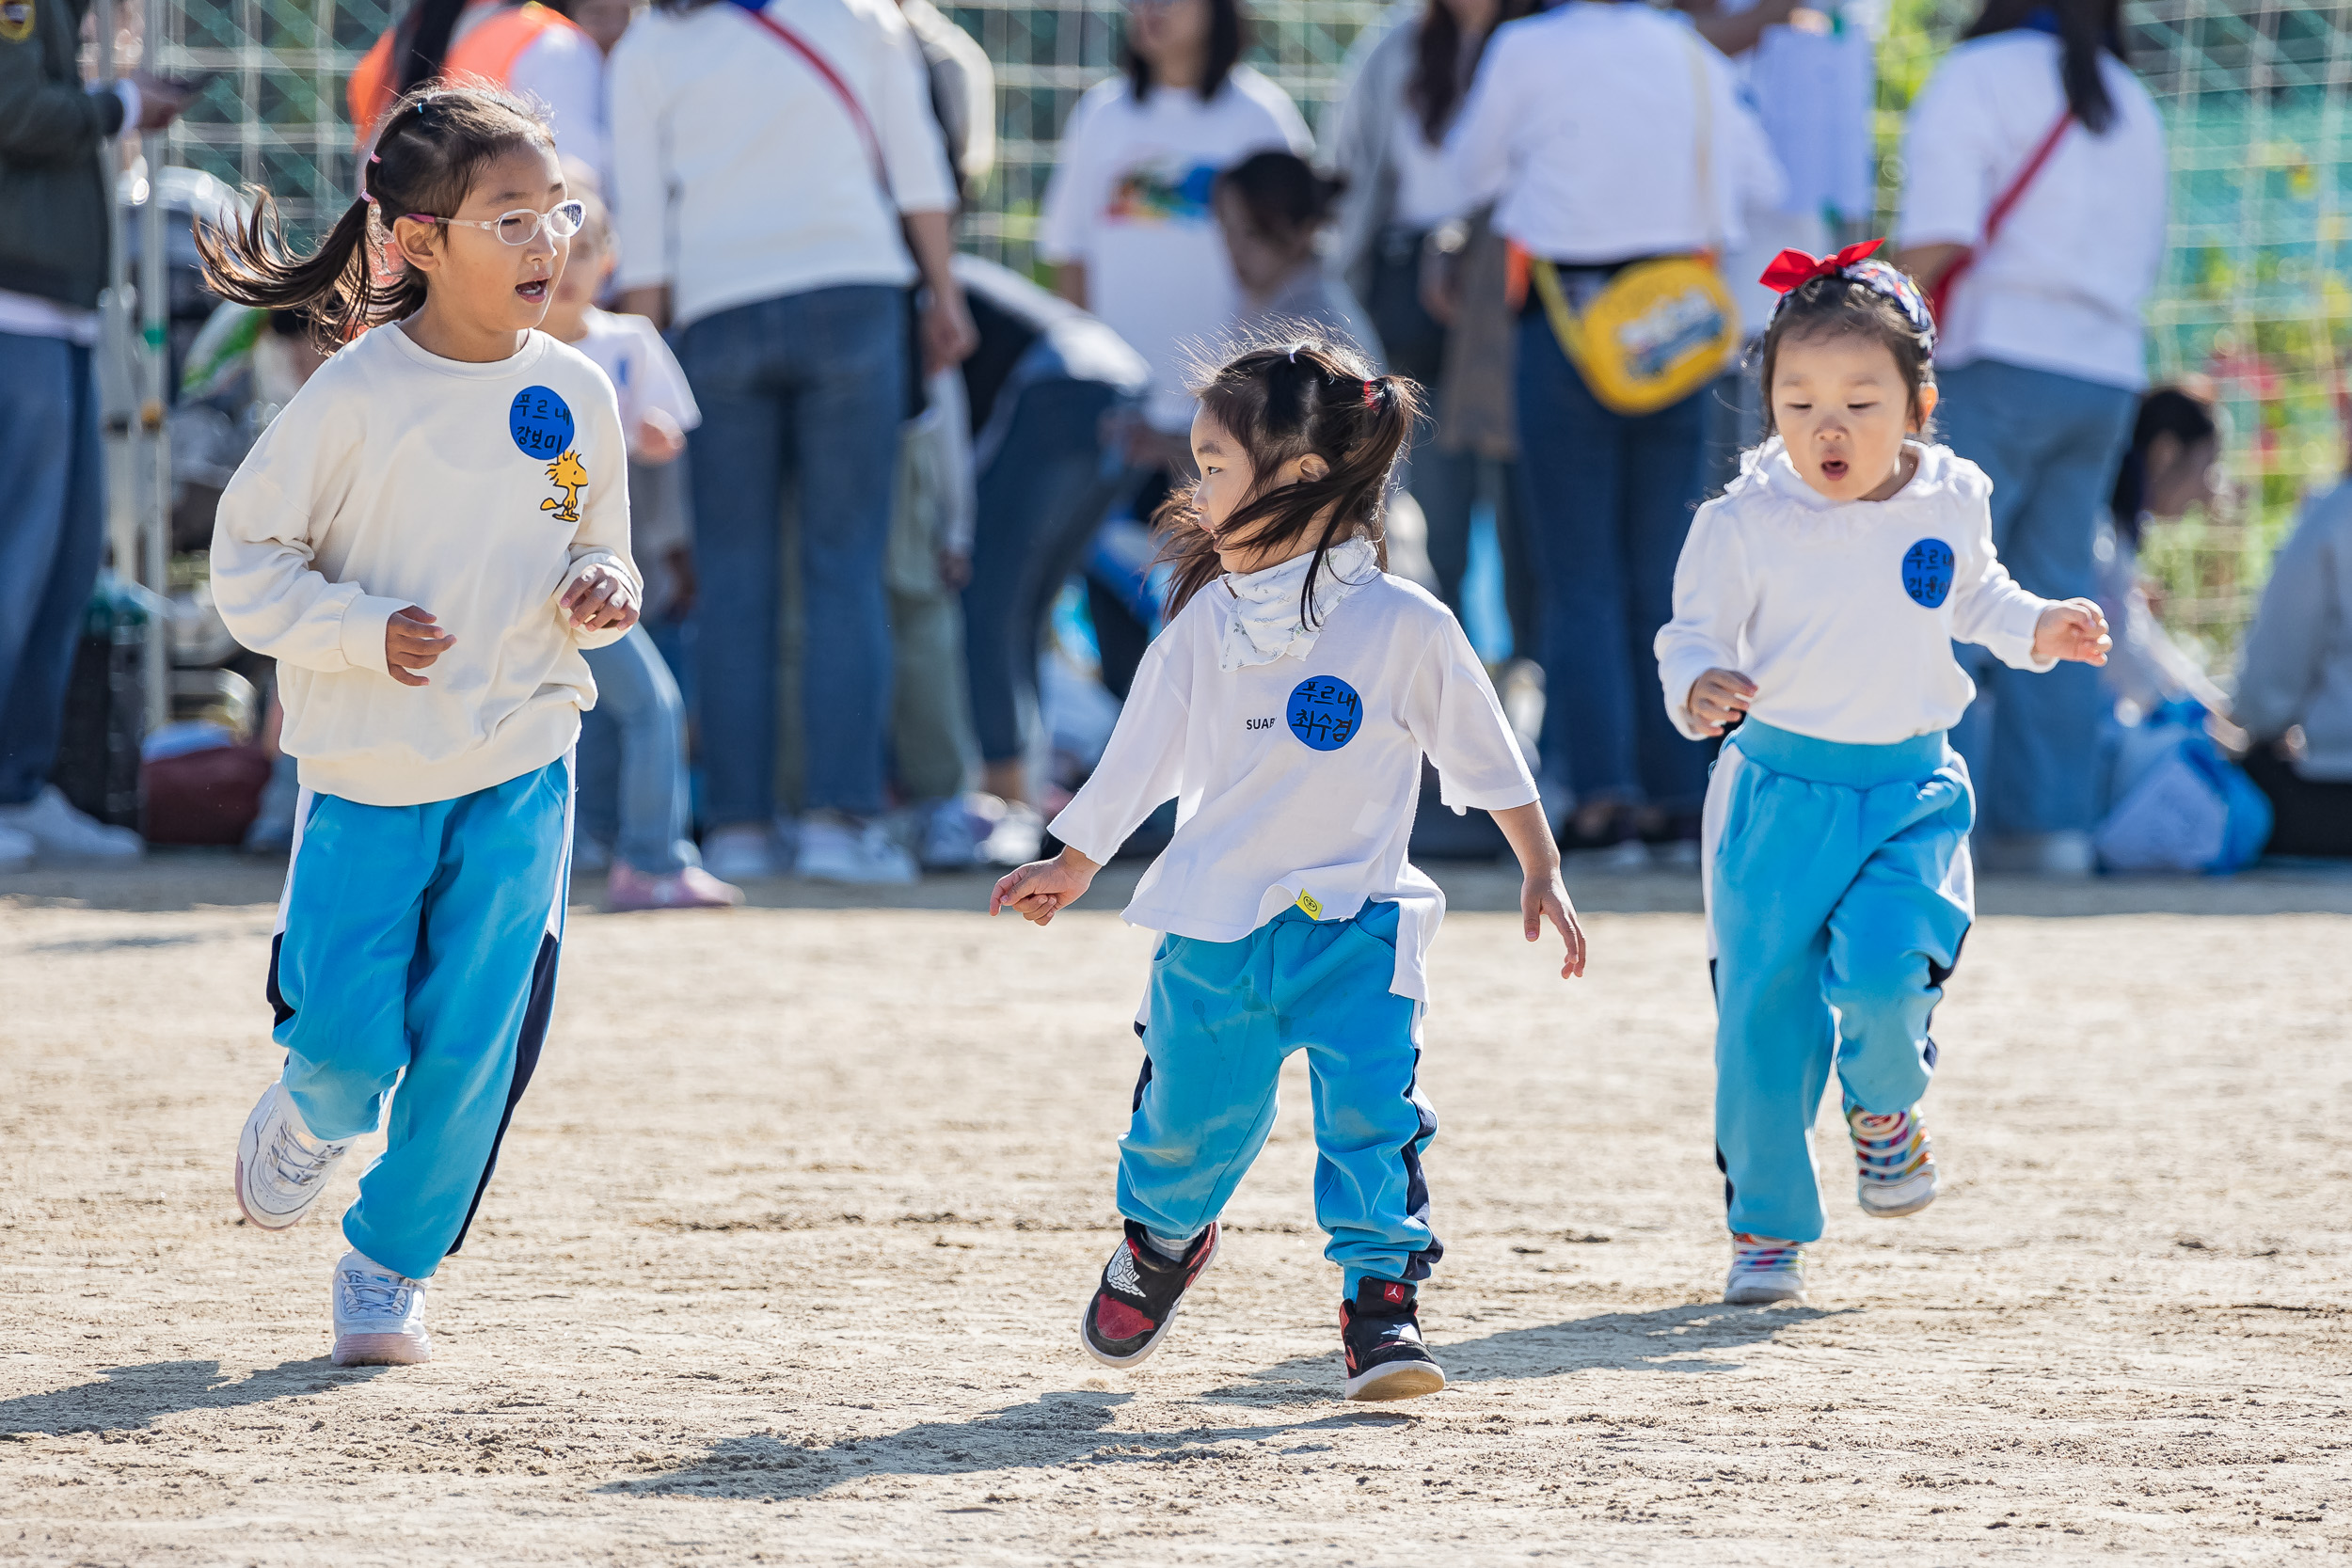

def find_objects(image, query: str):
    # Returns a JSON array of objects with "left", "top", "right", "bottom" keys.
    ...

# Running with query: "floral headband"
[{"left": 1759, "top": 239, "right": 1937, "bottom": 354}]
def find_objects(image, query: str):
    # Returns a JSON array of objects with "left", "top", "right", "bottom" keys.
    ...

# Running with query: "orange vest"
[{"left": 349, "top": 1, "right": 588, "bottom": 146}]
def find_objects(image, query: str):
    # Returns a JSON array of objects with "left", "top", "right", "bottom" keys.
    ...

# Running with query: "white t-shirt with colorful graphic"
[{"left": 1037, "top": 69, "right": 1311, "bottom": 432}]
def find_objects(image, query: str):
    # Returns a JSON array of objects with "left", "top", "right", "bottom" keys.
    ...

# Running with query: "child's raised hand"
[
  {"left": 2032, "top": 598, "right": 2112, "bottom": 666},
  {"left": 631, "top": 409, "right": 685, "bottom": 466},
  {"left": 385, "top": 606, "right": 454, "bottom": 688},
  {"left": 989, "top": 847, "right": 1099, "bottom": 927},
  {"left": 1524, "top": 869, "right": 1588, "bottom": 980},
  {"left": 1687, "top": 668, "right": 1757, "bottom": 736},
  {"left": 562, "top": 564, "right": 641, "bottom": 633}
]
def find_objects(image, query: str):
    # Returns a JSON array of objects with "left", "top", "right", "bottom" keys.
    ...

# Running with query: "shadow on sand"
[
  {"left": 0, "top": 1357, "right": 387, "bottom": 1435},
  {"left": 605, "top": 1301, "right": 1841, "bottom": 1501}
]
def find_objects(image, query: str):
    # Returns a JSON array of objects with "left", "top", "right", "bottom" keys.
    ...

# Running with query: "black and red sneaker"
[
  {"left": 1076, "top": 1221, "right": 1219, "bottom": 1368},
  {"left": 1341, "top": 1278, "right": 1447, "bottom": 1402}
]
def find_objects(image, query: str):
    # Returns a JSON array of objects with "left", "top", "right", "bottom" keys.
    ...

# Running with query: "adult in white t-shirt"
[
  {"left": 1895, "top": 0, "right": 2167, "bottom": 872},
  {"left": 1037, "top": 0, "right": 1311, "bottom": 438}
]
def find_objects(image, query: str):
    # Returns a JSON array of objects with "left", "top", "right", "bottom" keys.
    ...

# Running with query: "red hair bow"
[{"left": 1758, "top": 238, "right": 1885, "bottom": 294}]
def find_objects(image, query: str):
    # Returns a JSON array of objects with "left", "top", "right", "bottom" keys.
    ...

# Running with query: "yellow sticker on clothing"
[
  {"left": 1294, "top": 889, "right": 1323, "bottom": 920},
  {"left": 0, "top": 1, "right": 33, "bottom": 42}
]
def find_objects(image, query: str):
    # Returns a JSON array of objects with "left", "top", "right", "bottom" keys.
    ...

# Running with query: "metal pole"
[{"left": 137, "top": 0, "right": 169, "bottom": 736}]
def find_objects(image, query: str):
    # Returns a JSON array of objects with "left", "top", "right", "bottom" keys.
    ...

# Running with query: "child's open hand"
[
  {"left": 990, "top": 847, "right": 1100, "bottom": 927},
  {"left": 630, "top": 409, "right": 685, "bottom": 466},
  {"left": 563, "top": 564, "right": 641, "bottom": 634},
  {"left": 1688, "top": 668, "right": 1757, "bottom": 736},
  {"left": 1524, "top": 869, "right": 1588, "bottom": 980},
  {"left": 385, "top": 606, "right": 454, "bottom": 688},
  {"left": 2032, "top": 598, "right": 2112, "bottom": 666}
]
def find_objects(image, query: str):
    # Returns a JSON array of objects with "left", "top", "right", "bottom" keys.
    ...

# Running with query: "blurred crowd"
[{"left": 5, "top": 0, "right": 2349, "bottom": 894}]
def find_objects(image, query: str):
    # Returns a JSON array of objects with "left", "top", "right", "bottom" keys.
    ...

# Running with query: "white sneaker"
[
  {"left": 797, "top": 815, "right": 917, "bottom": 885},
  {"left": 0, "top": 785, "right": 141, "bottom": 862},
  {"left": 980, "top": 801, "right": 1044, "bottom": 868},
  {"left": 701, "top": 824, "right": 781, "bottom": 881},
  {"left": 0, "top": 821, "right": 32, "bottom": 871},
  {"left": 330, "top": 1251, "right": 431, "bottom": 1365},
  {"left": 1724, "top": 1234, "right": 1808, "bottom": 1305},
  {"left": 1849, "top": 1103, "right": 1939, "bottom": 1218},
  {"left": 234, "top": 1082, "right": 353, "bottom": 1230}
]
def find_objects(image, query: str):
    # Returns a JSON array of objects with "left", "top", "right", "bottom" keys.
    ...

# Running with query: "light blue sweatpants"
[
  {"left": 1119, "top": 901, "right": 1439, "bottom": 1297},
  {"left": 1705, "top": 721, "right": 1974, "bottom": 1244},
  {"left": 267, "top": 757, "right": 573, "bottom": 1280}
]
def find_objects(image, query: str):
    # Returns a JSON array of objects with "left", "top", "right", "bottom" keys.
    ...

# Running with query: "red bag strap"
[
  {"left": 726, "top": 0, "right": 889, "bottom": 193},
  {"left": 1927, "top": 107, "right": 2071, "bottom": 328}
]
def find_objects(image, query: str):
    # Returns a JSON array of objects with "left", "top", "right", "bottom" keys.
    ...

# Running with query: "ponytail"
[
  {"left": 1962, "top": 0, "right": 2124, "bottom": 135},
  {"left": 1157, "top": 330, "right": 1421, "bottom": 621},
  {"left": 196, "top": 84, "right": 552, "bottom": 350}
]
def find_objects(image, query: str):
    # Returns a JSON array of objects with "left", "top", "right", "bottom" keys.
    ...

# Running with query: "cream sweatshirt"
[{"left": 211, "top": 324, "right": 638, "bottom": 807}]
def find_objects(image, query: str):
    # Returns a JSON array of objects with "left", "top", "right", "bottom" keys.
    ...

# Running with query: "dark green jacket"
[{"left": 0, "top": 0, "right": 126, "bottom": 309}]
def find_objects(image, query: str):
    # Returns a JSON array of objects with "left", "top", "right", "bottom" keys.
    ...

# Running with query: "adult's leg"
[
  {"left": 1823, "top": 756, "right": 1976, "bottom": 1115},
  {"left": 0, "top": 337, "right": 105, "bottom": 803},
  {"left": 2243, "top": 744, "right": 2352, "bottom": 857},
  {"left": 1117, "top": 927, "right": 1286, "bottom": 1249},
  {"left": 680, "top": 301, "right": 791, "bottom": 830},
  {"left": 1493, "top": 459, "right": 1539, "bottom": 659},
  {"left": 1367, "top": 237, "right": 1477, "bottom": 615},
  {"left": 1623, "top": 385, "right": 1714, "bottom": 816},
  {"left": 1981, "top": 369, "right": 2137, "bottom": 837},
  {"left": 1513, "top": 312, "right": 1633, "bottom": 804},
  {"left": 585, "top": 628, "right": 692, "bottom": 876},
  {"left": 348, "top": 758, "right": 572, "bottom": 1280},
  {"left": 1283, "top": 904, "right": 1442, "bottom": 1298},
  {"left": 1705, "top": 747, "right": 1858, "bottom": 1245},
  {"left": 787, "top": 285, "right": 907, "bottom": 817}
]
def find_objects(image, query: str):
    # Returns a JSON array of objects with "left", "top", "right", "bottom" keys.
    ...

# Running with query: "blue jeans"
[
  {"left": 1120, "top": 902, "right": 1439, "bottom": 1298},
  {"left": 961, "top": 375, "right": 1137, "bottom": 764},
  {"left": 0, "top": 333, "right": 106, "bottom": 804},
  {"left": 678, "top": 286, "right": 906, "bottom": 823},
  {"left": 1512, "top": 311, "right": 1712, "bottom": 814},
  {"left": 578, "top": 626, "right": 695, "bottom": 876},
  {"left": 1934, "top": 358, "right": 2137, "bottom": 837},
  {"left": 271, "top": 758, "right": 572, "bottom": 1280},
  {"left": 1706, "top": 721, "right": 1974, "bottom": 1243}
]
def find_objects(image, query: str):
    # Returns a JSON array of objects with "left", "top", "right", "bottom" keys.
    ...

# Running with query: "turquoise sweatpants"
[
  {"left": 1704, "top": 720, "right": 1973, "bottom": 1244},
  {"left": 1118, "top": 901, "right": 1439, "bottom": 1297},
  {"left": 267, "top": 757, "right": 572, "bottom": 1280}
]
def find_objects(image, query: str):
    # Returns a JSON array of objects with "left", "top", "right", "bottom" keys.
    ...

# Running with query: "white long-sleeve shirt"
[
  {"left": 1444, "top": 2, "right": 1781, "bottom": 262},
  {"left": 211, "top": 325, "right": 638, "bottom": 808},
  {"left": 1050, "top": 571, "right": 1536, "bottom": 1002},
  {"left": 1656, "top": 438, "right": 2054, "bottom": 746},
  {"left": 608, "top": 0, "right": 956, "bottom": 328}
]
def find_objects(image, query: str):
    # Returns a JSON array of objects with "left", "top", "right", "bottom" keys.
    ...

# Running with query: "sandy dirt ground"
[{"left": 3, "top": 857, "right": 2349, "bottom": 1565}]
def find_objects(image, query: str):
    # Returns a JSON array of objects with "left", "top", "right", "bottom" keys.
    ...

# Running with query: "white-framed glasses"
[{"left": 401, "top": 199, "right": 585, "bottom": 246}]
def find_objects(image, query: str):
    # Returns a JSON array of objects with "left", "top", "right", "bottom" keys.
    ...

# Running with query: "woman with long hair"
[{"left": 1894, "top": 0, "right": 2169, "bottom": 874}]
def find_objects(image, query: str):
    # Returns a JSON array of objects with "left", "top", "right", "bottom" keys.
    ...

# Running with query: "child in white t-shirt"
[
  {"left": 540, "top": 191, "right": 739, "bottom": 911},
  {"left": 992, "top": 331, "right": 1586, "bottom": 1402},
  {"left": 1654, "top": 243, "right": 2110, "bottom": 1307}
]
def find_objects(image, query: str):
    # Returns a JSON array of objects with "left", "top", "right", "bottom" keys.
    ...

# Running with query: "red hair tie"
[
  {"left": 1361, "top": 378, "right": 1378, "bottom": 408},
  {"left": 1758, "top": 238, "right": 1884, "bottom": 295}
]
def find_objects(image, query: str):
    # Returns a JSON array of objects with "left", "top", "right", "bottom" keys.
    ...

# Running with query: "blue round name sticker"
[
  {"left": 509, "top": 386, "right": 574, "bottom": 459},
  {"left": 1287, "top": 675, "right": 1361, "bottom": 752},
  {"left": 1901, "top": 538, "right": 1955, "bottom": 609}
]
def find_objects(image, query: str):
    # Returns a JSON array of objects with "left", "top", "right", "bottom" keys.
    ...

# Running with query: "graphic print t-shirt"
[{"left": 1037, "top": 69, "right": 1311, "bottom": 432}]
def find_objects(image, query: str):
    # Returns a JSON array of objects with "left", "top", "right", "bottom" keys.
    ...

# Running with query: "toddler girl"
[
  {"left": 993, "top": 333, "right": 1585, "bottom": 1401},
  {"left": 1655, "top": 242, "right": 2109, "bottom": 1305},
  {"left": 202, "top": 85, "right": 640, "bottom": 1363}
]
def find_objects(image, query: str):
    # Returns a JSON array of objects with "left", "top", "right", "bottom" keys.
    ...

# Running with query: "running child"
[
  {"left": 200, "top": 85, "right": 641, "bottom": 1365},
  {"left": 1654, "top": 243, "right": 2110, "bottom": 1306},
  {"left": 992, "top": 333, "right": 1586, "bottom": 1402}
]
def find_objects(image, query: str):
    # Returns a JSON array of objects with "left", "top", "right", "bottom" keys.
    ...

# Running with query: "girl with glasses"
[{"left": 195, "top": 84, "right": 643, "bottom": 1368}]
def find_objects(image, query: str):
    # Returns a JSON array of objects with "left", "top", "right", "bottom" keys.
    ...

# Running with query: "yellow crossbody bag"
[{"left": 1528, "top": 33, "right": 1739, "bottom": 415}]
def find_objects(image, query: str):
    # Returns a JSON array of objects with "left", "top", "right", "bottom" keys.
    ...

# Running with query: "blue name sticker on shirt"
[
  {"left": 1902, "top": 538, "right": 1956, "bottom": 609},
  {"left": 1287, "top": 676, "right": 1361, "bottom": 752},
  {"left": 509, "top": 386, "right": 575, "bottom": 459}
]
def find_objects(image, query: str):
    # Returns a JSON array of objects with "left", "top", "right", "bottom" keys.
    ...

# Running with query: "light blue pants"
[
  {"left": 1934, "top": 358, "right": 2137, "bottom": 837},
  {"left": 579, "top": 626, "right": 697, "bottom": 876},
  {"left": 1706, "top": 721, "right": 1974, "bottom": 1244},
  {"left": 267, "top": 757, "right": 572, "bottom": 1279},
  {"left": 1119, "top": 902, "right": 1439, "bottom": 1297}
]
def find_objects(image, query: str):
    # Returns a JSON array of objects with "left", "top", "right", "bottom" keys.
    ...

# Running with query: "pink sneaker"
[{"left": 607, "top": 863, "right": 745, "bottom": 911}]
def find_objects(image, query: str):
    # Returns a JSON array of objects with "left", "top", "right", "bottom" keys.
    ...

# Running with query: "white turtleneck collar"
[{"left": 1215, "top": 535, "right": 1382, "bottom": 672}]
